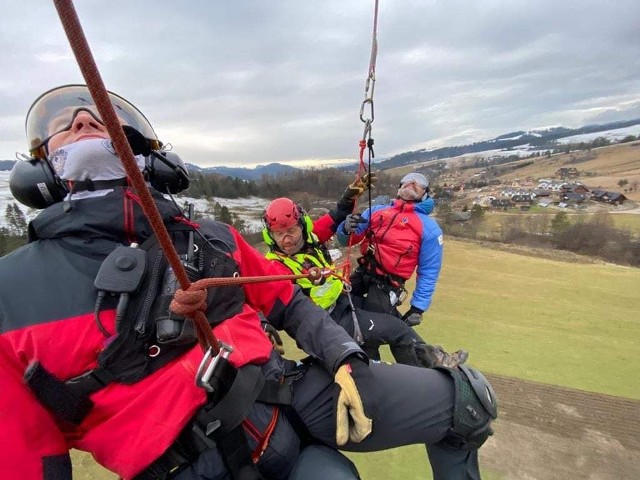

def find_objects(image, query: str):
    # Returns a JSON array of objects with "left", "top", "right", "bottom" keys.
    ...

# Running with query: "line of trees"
[
  {"left": 184, "top": 168, "right": 403, "bottom": 205},
  {"left": 0, "top": 203, "right": 29, "bottom": 256},
  {"left": 437, "top": 207, "right": 640, "bottom": 267},
  {"left": 551, "top": 212, "right": 640, "bottom": 266},
  {"left": 184, "top": 172, "right": 260, "bottom": 199}
]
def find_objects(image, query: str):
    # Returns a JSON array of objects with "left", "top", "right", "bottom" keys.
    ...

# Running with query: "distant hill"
[
  {"left": 186, "top": 162, "right": 300, "bottom": 180},
  {"left": 2, "top": 118, "right": 639, "bottom": 175},
  {"left": 374, "top": 118, "right": 640, "bottom": 170}
]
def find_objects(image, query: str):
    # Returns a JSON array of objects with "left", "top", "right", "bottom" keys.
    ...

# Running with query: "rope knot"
[
  {"left": 307, "top": 267, "right": 323, "bottom": 283},
  {"left": 171, "top": 284, "right": 208, "bottom": 318}
]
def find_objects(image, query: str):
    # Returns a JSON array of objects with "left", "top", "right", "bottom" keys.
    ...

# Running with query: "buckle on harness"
[{"left": 196, "top": 342, "right": 234, "bottom": 393}]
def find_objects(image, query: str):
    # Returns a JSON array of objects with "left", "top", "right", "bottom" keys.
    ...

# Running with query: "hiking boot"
[
  {"left": 438, "top": 348, "right": 469, "bottom": 369},
  {"left": 411, "top": 342, "right": 470, "bottom": 369},
  {"left": 426, "top": 345, "right": 469, "bottom": 369}
]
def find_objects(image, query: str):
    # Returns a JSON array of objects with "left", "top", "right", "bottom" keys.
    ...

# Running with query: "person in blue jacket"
[{"left": 338, "top": 173, "right": 443, "bottom": 326}]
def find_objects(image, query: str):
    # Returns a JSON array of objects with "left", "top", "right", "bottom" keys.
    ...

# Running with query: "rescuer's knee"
[{"left": 435, "top": 365, "right": 498, "bottom": 451}]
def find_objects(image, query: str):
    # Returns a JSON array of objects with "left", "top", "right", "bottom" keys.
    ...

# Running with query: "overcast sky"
[{"left": 1, "top": 1, "right": 639, "bottom": 168}]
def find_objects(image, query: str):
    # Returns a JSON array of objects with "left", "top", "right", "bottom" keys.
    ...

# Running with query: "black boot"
[{"left": 390, "top": 342, "right": 425, "bottom": 367}]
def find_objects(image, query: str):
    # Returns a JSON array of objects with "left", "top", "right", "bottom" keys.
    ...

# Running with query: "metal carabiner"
[
  {"left": 359, "top": 74, "right": 376, "bottom": 124},
  {"left": 361, "top": 119, "right": 372, "bottom": 142},
  {"left": 359, "top": 97, "right": 374, "bottom": 125},
  {"left": 195, "top": 341, "right": 234, "bottom": 393}
]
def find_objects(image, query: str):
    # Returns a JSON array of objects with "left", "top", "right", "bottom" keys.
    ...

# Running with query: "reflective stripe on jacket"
[{"left": 266, "top": 248, "right": 343, "bottom": 310}]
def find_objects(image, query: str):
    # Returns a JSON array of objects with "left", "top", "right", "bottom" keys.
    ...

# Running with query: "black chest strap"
[{"left": 135, "top": 362, "right": 267, "bottom": 480}]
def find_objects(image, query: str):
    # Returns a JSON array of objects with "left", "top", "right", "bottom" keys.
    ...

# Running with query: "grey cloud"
[{"left": 1, "top": 1, "right": 639, "bottom": 166}]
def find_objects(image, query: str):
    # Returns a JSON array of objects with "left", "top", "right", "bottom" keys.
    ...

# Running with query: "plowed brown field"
[{"left": 481, "top": 374, "right": 640, "bottom": 480}]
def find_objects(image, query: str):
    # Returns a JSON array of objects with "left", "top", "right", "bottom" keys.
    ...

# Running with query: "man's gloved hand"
[
  {"left": 342, "top": 213, "right": 366, "bottom": 235},
  {"left": 343, "top": 172, "right": 377, "bottom": 200},
  {"left": 334, "top": 357, "right": 378, "bottom": 446},
  {"left": 262, "top": 322, "right": 285, "bottom": 355},
  {"left": 402, "top": 306, "right": 424, "bottom": 326}
]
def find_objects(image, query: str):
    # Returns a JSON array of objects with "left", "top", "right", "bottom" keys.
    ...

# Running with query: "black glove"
[
  {"left": 402, "top": 306, "right": 424, "bottom": 326},
  {"left": 334, "top": 356, "right": 379, "bottom": 445},
  {"left": 262, "top": 322, "right": 285, "bottom": 355},
  {"left": 342, "top": 213, "right": 366, "bottom": 235}
]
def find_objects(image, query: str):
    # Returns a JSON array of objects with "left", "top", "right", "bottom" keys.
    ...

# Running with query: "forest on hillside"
[{"left": 184, "top": 167, "right": 402, "bottom": 204}]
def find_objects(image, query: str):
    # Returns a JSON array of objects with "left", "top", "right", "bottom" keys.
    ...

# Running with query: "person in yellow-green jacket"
[{"left": 262, "top": 195, "right": 468, "bottom": 369}]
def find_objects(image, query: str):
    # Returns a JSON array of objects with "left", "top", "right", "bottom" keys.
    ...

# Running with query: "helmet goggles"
[{"left": 26, "top": 84, "right": 158, "bottom": 157}]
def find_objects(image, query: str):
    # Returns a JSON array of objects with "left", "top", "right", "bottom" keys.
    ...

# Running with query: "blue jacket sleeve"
[
  {"left": 336, "top": 207, "right": 373, "bottom": 245},
  {"left": 410, "top": 216, "right": 443, "bottom": 312}
]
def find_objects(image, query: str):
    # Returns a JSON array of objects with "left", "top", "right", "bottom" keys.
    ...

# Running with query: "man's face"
[
  {"left": 397, "top": 179, "right": 427, "bottom": 201},
  {"left": 271, "top": 224, "right": 304, "bottom": 255},
  {"left": 47, "top": 108, "right": 111, "bottom": 152}
]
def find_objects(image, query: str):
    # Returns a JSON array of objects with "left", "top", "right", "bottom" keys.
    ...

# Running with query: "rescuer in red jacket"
[{"left": 0, "top": 85, "right": 496, "bottom": 480}]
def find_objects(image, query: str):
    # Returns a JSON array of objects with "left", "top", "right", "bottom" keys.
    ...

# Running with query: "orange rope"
[{"left": 170, "top": 267, "right": 346, "bottom": 320}]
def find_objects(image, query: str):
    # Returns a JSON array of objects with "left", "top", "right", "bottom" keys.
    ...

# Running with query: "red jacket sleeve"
[
  {"left": 229, "top": 228, "right": 296, "bottom": 317},
  {"left": 228, "top": 228, "right": 365, "bottom": 372},
  {"left": 313, "top": 213, "right": 338, "bottom": 244}
]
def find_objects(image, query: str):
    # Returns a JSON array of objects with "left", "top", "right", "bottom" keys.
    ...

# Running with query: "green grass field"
[
  {"left": 71, "top": 238, "right": 640, "bottom": 479},
  {"left": 421, "top": 240, "right": 639, "bottom": 399},
  {"left": 474, "top": 210, "right": 640, "bottom": 239}
]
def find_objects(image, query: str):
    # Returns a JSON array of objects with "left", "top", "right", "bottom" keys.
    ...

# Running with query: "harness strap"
[
  {"left": 135, "top": 363, "right": 265, "bottom": 480},
  {"left": 257, "top": 379, "right": 292, "bottom": 405},
  {"left": 216, "top": 425, "right": 265, "bottom": 480},
  {"left": 65, "top": 366, "right": 116, "bottom": 397},
  {"left": 23, "top": 361, "right": 95, "bottom": 426},
  {"left": 356, "top": 256, "right": 405, "bottom": 290},
  {"left": 194, "top": 364, "right": 265, "bottom": 436},
  {"left": 252, "top": 376, "right": 313, "bottom": 446},
  {"left": 344, "top": 291, "right": 364, "bottom": 345},
  {"left": 70, "top": 178, "right": 130, "bottom": 192}
]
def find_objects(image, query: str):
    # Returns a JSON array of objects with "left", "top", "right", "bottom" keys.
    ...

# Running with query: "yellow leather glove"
[
  {"left": 334, "top": 358, "right": 378, "bottom": 445},
  {"left": 344, "top": 172, "right": 377, "bottom": 199}
]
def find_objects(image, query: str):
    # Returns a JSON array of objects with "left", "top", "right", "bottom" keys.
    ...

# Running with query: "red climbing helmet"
[{"left": 263, "top": 197, "right": 302, "bottom": 231}]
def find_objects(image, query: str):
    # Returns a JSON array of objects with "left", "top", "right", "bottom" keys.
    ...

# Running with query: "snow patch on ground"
[
  {"left": 0, "top": 170, "right": 269, "bottom": 233},
  {"left": 554, "top": 125, "right": 640, "bottom": 145}
]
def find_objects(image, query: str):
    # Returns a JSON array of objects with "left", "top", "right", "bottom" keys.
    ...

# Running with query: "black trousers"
[
  {"left": 177, "top": 362, "right": 481, "bottom": 480},
  {"left": 331, "top": 295, "right": 426, "bottom": 364},
  {"left": 349, "top": 267, "right": 404, "bottom": 318}
]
